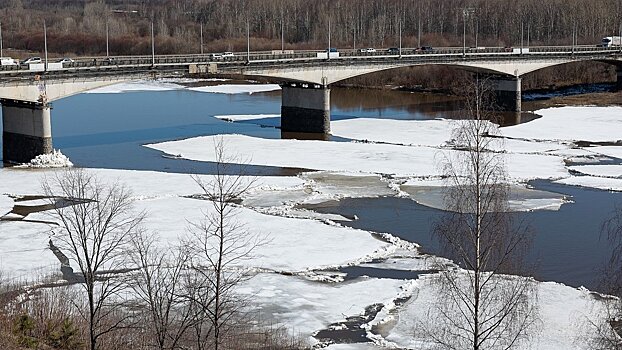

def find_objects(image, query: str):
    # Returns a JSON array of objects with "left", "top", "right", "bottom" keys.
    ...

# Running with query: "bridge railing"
[{"left": 0, "top": 45, "right": 619, "bottom": 74}]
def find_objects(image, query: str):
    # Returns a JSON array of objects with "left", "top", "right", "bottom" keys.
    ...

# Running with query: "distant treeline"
[{"left": 0, "top": 0, "right": 620, "bottom": 89}]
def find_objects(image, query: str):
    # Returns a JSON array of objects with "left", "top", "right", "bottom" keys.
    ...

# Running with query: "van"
[{"left": 0, "top": 57, "right": 17, "bottom": 66}]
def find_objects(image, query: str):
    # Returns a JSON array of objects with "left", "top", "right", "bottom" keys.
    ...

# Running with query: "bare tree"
[
  {"left": 185, "top": 137, "right": 262, "bottom": 350},
  {"left": 129, "top": 231, "right": 195, "bottom": 350},
  {"left": 422, "top": 76, "right": 537, "bottom": 349},
  {"left": 585, "top": 204, "right": 622, "bottom": 349},
  {"left": 43, "top": 169, "right": 144, "bottom": 350}
]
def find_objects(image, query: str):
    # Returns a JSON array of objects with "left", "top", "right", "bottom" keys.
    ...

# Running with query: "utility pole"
[
  {"left": 0, "top": 22, "right": 3, "bottom": 58},
  {"left": 527, "top": 23, "right": 530, "bottom": 48},
  {"left": 353, "top": 28, "right": 356, "bottom": 51},
  {"left": 106, "top": 22, "right": 109, "bottom": 58},
  {"left": 151, "top": 21, "right": 155, "bottom": 67},
  {"left": 200, "top": 23, "right": 204, "bottom": 55},
  {"left": 44, "top": 20, "right": 48, "bottom": 71}
]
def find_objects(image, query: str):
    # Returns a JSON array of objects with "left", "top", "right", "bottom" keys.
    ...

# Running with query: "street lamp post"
[
  {"left": 246, "top": 19, "right": 250, "bottom": 63},
  {"left": 462, "top": 8, "right": 475, "bottom": 57},
  {"left": 151, "top": 21, "right": 155, "bottom": 67},
  {"left": 106, "top": 22, "right": 109, "bottom": 58},
  {"left": 44, "top": 20, "right": 48, "bottom": 71},
  {"left": 399, "top": 18, "right": 402, "bottom": 57},
  {"left": 328, "top": 17, "right": 331, "bottom": 60},
  {"left": 0, "top": 22, "right": 3, "bottom": 58},
  {"left": 200, "top": 23, "right": 204, "bottom": 55}
]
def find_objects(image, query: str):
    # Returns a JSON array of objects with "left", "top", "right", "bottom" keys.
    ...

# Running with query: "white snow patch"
[
  {"left": 385, "top": 273, "right": 607, "bottom": 349},
  {"left": 146, "top": 134, "right": 567, "bottom": 182},
  {"left": 588, "top": 146, "right": 622, "bottom": 159},
  {"left": 85, "top": 80, "right": 184, "bottom": 93},
  {"left": 216, "top": 114, "right": 280, "bottom": 122},
  {"left": 569, "top": 164, "right": 622, "bottom": 178},
  {"left": 555, "top": 176, "right": 622, "bottom": 192},
  {"left": 133, "top": 196, "right": 391, "bottom": 272},
  {"left": 0, "top": 221, "right": 58, "bottom": 280},
  {"left": 238, "top": 273, "right": 408, "bottom": 344},
  {"left": 503, "top": 106, "right": 622, "bottom": 143},
  {"left": 188, "top": 84, "right": 281, "bottom": 94},
  {"left": 0, "top": 195, "right": 14, "bottom": 216}
]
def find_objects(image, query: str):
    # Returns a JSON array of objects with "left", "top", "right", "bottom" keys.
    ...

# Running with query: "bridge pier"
[
  {"left": 491, "top": 77, "right": 522, "bottom": 113},
  {"left": 281, "top": 83, "right": 330, "bottom": 134},
  {"left": 2, "top": 99, "right": 52, "bottom": 164},
  {"left": 616, "top": 68, "right": 622, "bottom": 91}
]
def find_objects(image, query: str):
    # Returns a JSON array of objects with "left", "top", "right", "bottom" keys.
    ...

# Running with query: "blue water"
[{"left": 309, "top": 180, "right": 620, "bottom": 291}]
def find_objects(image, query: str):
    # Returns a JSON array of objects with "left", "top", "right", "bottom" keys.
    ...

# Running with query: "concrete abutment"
[
  {"left": 281, "top": 83, "right": 331, "bottom": 134},
  {"left": 2, "top": 99, "right": 52, "bottom": 164}
]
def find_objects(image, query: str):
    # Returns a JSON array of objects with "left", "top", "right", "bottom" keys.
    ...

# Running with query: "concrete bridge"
[{"left": 1, "top": 45, "right": 621, "bottom": 163}]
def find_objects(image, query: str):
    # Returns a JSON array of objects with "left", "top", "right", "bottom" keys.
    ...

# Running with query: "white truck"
[{"left": 600, "top": 36, "right": 622, "bottom": 47}]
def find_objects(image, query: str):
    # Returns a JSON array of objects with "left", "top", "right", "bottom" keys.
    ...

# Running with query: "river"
[{"left": 0, "top": 83, "right": 618, "bottom": 291}]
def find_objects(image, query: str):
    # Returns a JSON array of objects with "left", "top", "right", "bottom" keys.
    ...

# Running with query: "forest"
[{"left": 0, "top": 0, "right": 620, "bottom": 90}]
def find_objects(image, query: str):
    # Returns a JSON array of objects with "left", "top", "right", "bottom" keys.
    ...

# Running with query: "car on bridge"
[
  {"left": 57, "top": 57, "right": 74, "bottom": 64},
  {"left": 359, "top": 48, "right": 376, "bottom": 53},
  {"left": 415, "top": 46, "right": 434, "bottom": 53},
  {"left": 387, "top": 47, "right": 400, "bottom": 55},
  {"left": 22, "top": 57, "right": 42, "bottom": 64},
  {"left": 223, "top": 52, "right": 235, "bottom": 58}
]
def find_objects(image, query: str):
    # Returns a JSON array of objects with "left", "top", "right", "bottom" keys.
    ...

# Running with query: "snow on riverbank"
[{"left": 384, "top": 272, "right": 607, "bottom": 350}]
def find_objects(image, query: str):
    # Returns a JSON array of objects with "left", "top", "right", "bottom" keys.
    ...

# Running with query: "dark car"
[{"left": 387, "top": 47, "right": 400, "bottom": 55}]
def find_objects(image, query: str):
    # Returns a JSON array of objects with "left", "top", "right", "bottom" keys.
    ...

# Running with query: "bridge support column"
[
  {"left": 616, "top": 67, "right": 622, "bottom": 91},
  {"left": 492, "top": 77, "right": 522, "bottom": 113},
  {"left": 281, "top": 83, "right": 330, "bottom": 134},
  {"left": 2, "top": 99, "right": 52, "bottom": 164}
]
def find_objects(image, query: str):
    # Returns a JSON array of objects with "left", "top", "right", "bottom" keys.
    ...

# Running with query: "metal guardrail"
[{"left": 0, "top": 45, "right": 619, "bottom": 76}]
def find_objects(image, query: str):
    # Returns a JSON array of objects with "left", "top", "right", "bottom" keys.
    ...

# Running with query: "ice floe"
[{"left": 188, "top": 84, "right": 281, "bottom": 94}]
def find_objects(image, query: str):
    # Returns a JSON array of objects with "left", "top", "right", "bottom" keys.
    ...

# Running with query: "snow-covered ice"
[
  {"left": 503, "top": 106, "right": 622, "bottom": 143},
  {"left": 85, "top": 80, "right": 184, "bottom": 94},
  {"left": 238, "top": 273, "right": 408, "bottom": 344},
  {"left": 0, "top": 195, "right": 13, "bottom": 217},
  {"left": 188, "top": 84, "right": 281, "bottom": 94},
  {"left": 133, "top": 196, "right": 393, "bottom": 272},
  {"left": 0, "top": 220, "right": 58, "bottom": 281},
  {"left": 146, "top": 134, "right": 567, "bottom": 182}
]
